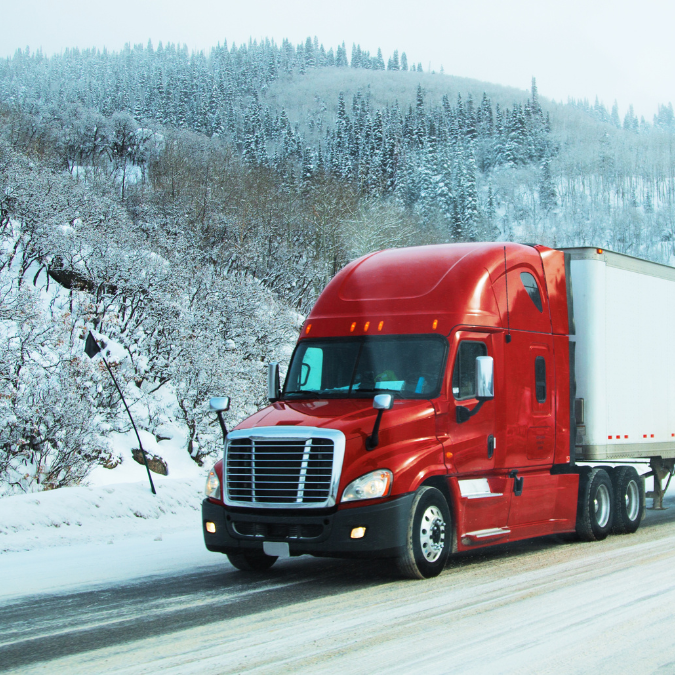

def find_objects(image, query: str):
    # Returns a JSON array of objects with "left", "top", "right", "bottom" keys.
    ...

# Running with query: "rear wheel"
[
  {"left": 576, "top": 468, "right": 614, "bottom": 541},
  {"left": 397, "top": 486, "right": 451, "bottom": 579},
  {"left": 227, "top": 551, "right": 278, "bottom": 571},
  {"left": 611, "top": 466, "right": 644, "bottom": 534}
]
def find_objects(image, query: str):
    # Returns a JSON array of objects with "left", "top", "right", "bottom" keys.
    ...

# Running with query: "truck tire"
[
  {"left": 611, "top": 466, "right": 644, "bottom": 534},
  {"left": 576, "top": 468, "right": 614, "bottom": 541},
  {"left": 397, "top": 486, "right": 451, "bottom": 579},
  {"left": 227, "top": 551, "right": 278, "bottom": 571}
]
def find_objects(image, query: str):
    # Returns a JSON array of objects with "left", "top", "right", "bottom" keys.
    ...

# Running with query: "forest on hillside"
[{"left": 1, "top": 37, "right": 675, "bottom": 494}]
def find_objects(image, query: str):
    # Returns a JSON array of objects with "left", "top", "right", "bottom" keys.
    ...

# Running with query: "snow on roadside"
[
  {"left": 0, "top": 475, "right": 233, "bottom": 600},
  {"left": 0, "top": 477, "right": 206, "bottom": 554}
]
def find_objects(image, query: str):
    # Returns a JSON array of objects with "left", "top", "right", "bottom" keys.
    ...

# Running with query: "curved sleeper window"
[{"left": 520, "top": 272, "right": 543, "bottom": 312}]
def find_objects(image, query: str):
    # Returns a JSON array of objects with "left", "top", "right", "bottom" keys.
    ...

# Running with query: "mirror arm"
[
  {"left": 456, "top": 398, "right": 488, "bottom": 424},
  {"left": 366, "top": 409, "right": 385, "bottom": 451},
  {"left": 215, "top": 411, "right": 228, "bottom": 441}
]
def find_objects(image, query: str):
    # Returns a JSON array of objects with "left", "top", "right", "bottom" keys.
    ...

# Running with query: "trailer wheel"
[
  {"left": 576, "top": 468, "right": 614, "bottom": 541},
  {"left": 227, "top": 551, "right": 278, "bottom": 571},
  {"left": 397, "top": 486, "right": 451, "bottom": 579},
  {"left": 611, "top": 466, "right": 644, "bottom": 534}
]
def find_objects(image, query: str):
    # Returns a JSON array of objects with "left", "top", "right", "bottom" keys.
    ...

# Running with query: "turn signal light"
[
  {"left": 350, "top": 527, "right": 367, "bottom": 539},
  {"left": 205, "top": 522, "right": 216, "bottom": 533}
]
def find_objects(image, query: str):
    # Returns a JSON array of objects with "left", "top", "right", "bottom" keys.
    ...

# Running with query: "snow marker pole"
[{"left": 85, "top": 332, "right": 156, "bottom": 495}]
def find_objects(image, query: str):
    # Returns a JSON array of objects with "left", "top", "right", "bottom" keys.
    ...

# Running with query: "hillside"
[{"left": 1, "top": 37, "right": 674, "bottom": 495}]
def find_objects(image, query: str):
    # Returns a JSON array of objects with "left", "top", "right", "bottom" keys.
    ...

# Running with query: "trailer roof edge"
[{"left": 560, "top": 246, "right": 675, "bottom": 282}]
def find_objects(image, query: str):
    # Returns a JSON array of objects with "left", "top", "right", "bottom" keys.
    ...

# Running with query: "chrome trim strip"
[
  {"left": 466, "top": 492, "right": 504, "bottom": 500},
  {"left": 296, "top": 439, "right": 312, "bottom": 503},
  {"left": 224, "top": 426, "right": 346, "bottom": 509},
  {"left": 464, "top": 527, "right": 510, "bottom": 539}
]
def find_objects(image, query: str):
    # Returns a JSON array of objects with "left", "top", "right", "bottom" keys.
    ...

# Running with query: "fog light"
[
  {"left": 351, "top": 527, "right": 366, "bottom": 539},
  {"left": 205, "top": 521, "right": 216, "bottom": 533}
]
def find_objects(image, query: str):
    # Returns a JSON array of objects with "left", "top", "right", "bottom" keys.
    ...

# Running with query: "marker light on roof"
[
  {"left": 364, "top": 322, "right": 370, "bottom": 332},
  {"left": 350, "top": 322, "right": 356, "bottom": 332},
  {"left": 432, "top": 319, "right": 438, "bottom": 330},
  {"left": 305, "top": 323, "right": 312, "bottom": 334},
  {"left": 597, "top": 248, "right": 604, "bottom": 254},
  {"left": 378, "top": 321, "right": 384, "bottom": 331}
]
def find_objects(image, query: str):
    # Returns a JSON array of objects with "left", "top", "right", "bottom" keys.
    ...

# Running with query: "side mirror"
[
  {"left": 209, "top": 396, "right": 231, "bottom": 442},
  {"left": 268, "top": 362, "right": 280, "bottom": 402},
  {"left": 457, "top": 356, "right": 495, "bottom": 424},
  {"left": 475, "top": 356, "right": 494, "bottom": 400}
]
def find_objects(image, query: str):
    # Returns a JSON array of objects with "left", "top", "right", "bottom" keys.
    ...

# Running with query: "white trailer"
[{"left": 564, "top": 247, "right": 675, "bottom": 507}]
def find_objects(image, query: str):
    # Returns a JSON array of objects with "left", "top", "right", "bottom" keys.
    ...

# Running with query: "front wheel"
[
  {"left": 576, "top": 468, "right": 614, "bottom": 541},
  {"left": 227, "top": 551, "right": 278, "bottom": 571},
  {"left": 397, "top": 486, "right": 452, "bottom": 579}
]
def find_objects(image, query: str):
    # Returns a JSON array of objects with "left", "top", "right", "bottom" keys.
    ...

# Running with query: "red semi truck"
[{"left": 202, "top": 243, "right": 675, "bottom": 578}]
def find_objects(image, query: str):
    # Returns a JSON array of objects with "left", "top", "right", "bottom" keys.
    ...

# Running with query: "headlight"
[
  {"left": 341, "top": 469, "right": 393, "bottom": 503},
  {"left": 205, "top": 468, "right": 221, "bottom": 500}
]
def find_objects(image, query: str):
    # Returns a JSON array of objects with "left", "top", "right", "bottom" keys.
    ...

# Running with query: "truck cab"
[{"left": 203, "top": 243, "right": 597, "bottom": 577}]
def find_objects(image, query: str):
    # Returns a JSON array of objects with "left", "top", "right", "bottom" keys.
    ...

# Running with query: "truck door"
[
  {"left": 449, "top": 330, "right": 511, "bottom": 540},
  {"left": 503, "top": 333, "right": 559, "bottom": 534}
]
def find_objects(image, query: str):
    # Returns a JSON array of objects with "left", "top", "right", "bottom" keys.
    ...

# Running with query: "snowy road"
[{"left": 3, "top": 496, "right": 675, "bottom": 674}]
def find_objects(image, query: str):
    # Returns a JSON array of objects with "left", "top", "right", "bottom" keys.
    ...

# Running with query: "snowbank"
[{"left": 0, "top": 477, "right": 205, "bottom": 554}]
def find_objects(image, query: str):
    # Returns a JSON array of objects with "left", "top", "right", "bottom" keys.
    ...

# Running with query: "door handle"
[{"left": 487, "top": 434, "right": 495, "bottom": 459}]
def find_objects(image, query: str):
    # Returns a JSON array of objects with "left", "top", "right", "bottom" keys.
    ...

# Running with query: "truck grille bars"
[{"left": 223, "top": 427, "right": 346, "bottom": 509}]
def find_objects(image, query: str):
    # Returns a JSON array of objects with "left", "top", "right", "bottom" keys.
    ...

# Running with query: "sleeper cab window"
[
  {"left": 452, "top": 341, "right": 487, "bottom": 400},
  {"left": 520, "top": 272, "right": 543, "bottom": 312}
]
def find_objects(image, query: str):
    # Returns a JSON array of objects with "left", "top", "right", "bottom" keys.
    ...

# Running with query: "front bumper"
[{"left": 202, "top": 493, "right": 414, "bottom": 559}]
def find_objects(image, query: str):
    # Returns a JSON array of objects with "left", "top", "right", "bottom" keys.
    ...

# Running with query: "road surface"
[{"left": 2, "top": 495, "right": 675, "bottom": 674}]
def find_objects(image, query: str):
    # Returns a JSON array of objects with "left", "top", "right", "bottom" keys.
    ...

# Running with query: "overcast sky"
[{"left": 5, "top": 0, "right": 674, "bottom": 120}]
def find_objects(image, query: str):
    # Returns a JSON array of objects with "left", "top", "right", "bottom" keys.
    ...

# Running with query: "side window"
[
  {"left": 452, "top": 341, "right": 487, "bottom": 400},
  {"left": 520, "top": 272, "right": 543, "bottom": 312},
  {"left": 299, "top": 347, "right": 323, "bottom": 391},
  {"left": 535, "top": 356, "right": 546, "bottom": 402}
]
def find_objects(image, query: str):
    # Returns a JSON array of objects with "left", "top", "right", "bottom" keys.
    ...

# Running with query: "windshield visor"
[{"left": 284, "top": 335, "right": 448, "bottom": 399}]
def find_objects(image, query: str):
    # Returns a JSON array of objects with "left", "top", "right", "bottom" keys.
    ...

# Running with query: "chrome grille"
[{"left": 224, "top": 427, "right": 345, "bottom": 509}]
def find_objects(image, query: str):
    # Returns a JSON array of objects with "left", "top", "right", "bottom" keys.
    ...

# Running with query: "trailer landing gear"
[{"left": 646, "top": 458, "right": 675, "bottom": 510}]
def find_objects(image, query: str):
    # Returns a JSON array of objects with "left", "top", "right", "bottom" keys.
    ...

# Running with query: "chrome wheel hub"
[
  {"left": 625, "top": 479, "right": 639, "bottom": 521},
  {"left": 594, "top": 484, "right": 610, "bottom": 528},
  {"left": 419, "top": 505, "right": 446, "bottom": 562}
]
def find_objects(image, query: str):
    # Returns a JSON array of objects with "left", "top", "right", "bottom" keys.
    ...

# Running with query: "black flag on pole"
[
  {"left": 83, "top": 331, "right": 156, "bottom": 495},
  {"left": 84, "top": 332, "right": 102, "bottom": 359}
]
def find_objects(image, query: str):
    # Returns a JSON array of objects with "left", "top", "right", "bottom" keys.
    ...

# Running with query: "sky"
[{"left": 5, "top": 0, "right": 675, "bottom": 120}]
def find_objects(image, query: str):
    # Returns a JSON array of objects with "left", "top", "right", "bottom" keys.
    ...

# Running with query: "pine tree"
[
  {"left": 401, "top": 53, "right": 408, "bottom": 71},
  {"left": 539, "top": 158, "right": 557, "bottom": 212}
]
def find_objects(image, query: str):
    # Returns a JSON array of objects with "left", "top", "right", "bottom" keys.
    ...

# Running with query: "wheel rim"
[
  {"left": 419, "top": 505, "right": 446, "bottom": 562},
  {"left": 594, "top": 484, "right": 611, "bottom": 528},
  {"left": 625, "top": 479, "right": 640, "bottom": 521}
]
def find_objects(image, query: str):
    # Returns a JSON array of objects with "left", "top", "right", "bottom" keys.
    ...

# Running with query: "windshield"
[{"left": 283, "top": 335, "right": 448, "bottom": 400}]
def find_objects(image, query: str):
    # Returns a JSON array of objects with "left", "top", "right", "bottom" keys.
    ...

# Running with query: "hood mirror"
[
  {"left": 366, "top": 394, "right": 394, "bottom": 450},
  {"left": 373, "top": 393, "right": 394, "bottom": 410},
  {"left": 209, "top": 397, "right": 231, "bottom": 412},
  {"left": 209, "top": 396, "right": 231, "bottom": 442}
]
